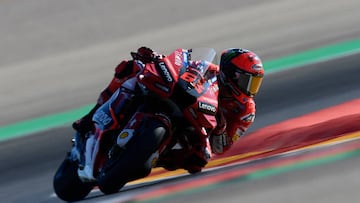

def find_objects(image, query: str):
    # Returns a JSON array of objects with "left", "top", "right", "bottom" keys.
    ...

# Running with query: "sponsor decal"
[
  {"left": 119, "top": 131, "right": 129, "bottom": 139},
  {"left": 210, "top": 85, "right": 219, "bottom": 95},
  {"left": 175, "top": 51, "right": 183, "bottom": 66},
  {"left": 117, "top": 129, "right": 134, "bottom": 147},
  {"left": 145, "top": 152, "right": 159, "bottom": 169},
  {"left": 198, "top": 102, "right": 217, "bottom": 115},
  {"left": 199, "top": 61, "right": 208, "bottom": 73},
  {"left": 151, "top": 157, "right": 158, "bottom": 168},
  {"left": 183, "top": 51, "right": 188, "bottom": 62},
  {"left": 210, "top": 76, "right": 218, "bottom": 83},
  {"left": 252, "top": 64, "right": 263, "bottom": 71},
  {"left": 241, "top": 113, "right": 255, "bottom": 122},
  {"left": 234, "top": 128, "right": 245, "bottom": 141},
  {"left": 157, "top": 61, "right": 173, "bottom": 83},
  {"left": 94, "top": 110, "right": 112, "bottom": 125}
]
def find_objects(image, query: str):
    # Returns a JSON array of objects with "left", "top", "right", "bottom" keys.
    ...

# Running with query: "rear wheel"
[
  {"left": 98, "top": 117, "right": 168, "bottom": 194},
  {"left": 53, "top": 157, "right": 94, "bottom": 202}
]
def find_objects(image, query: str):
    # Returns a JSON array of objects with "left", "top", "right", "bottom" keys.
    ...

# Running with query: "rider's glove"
[
  {"left": 131, "top": 46, "right": 162, "bottom": 63},
  {"left": 209, "top": 131, "right": 231, "bottom": 154}
]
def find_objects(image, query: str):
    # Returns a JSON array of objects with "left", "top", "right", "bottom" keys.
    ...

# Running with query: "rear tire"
[
  {"left": 53, "top": 157, "right": 94, "bottom": 202},
  {"left": 98, "top": 117, "right": 168, "bottom": 194}
]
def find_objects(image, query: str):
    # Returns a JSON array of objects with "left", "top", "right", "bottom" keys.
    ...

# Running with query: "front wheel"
[
  {"left": 53, "top": 157, "right": 94, "bottom": 202},
  {"left": 98, "top": 116, "right": 169, "bottom": 194}
]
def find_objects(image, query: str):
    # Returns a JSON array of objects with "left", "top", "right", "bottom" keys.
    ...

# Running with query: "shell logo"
[{"left": 119, "top": 132, "right": 129, "bottom": 139}]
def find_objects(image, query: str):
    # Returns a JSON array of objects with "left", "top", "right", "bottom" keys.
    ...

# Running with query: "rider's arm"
[{"left": 210, "top": 99, "right": 256, "bottom": 155}]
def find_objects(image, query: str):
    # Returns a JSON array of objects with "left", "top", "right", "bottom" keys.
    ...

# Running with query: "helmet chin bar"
[
  {"left": 228, "top": 83, "right": 241, "bottom": 96},
  {"left": 219, "top": 74, "right": 242, "bottom": 98}
]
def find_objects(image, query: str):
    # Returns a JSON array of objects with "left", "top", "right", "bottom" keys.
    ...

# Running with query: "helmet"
[{"left": 219, "top": 48, "right": 264, "bottom": 97}]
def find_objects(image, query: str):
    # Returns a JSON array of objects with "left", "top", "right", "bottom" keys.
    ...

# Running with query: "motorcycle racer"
[
  {"left": 73, "top": 47, "right": 264, "bottom": 178},
  {"left": 158, "top": 48, "right": 264, "bottom": 172},
  {"left": 209, "top": 48, "right": 264, "bottom": 154}
]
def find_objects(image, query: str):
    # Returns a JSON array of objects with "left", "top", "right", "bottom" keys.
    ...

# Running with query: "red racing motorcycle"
[{"left": 53, "top": 48, "right": 219, "bottom": 201}]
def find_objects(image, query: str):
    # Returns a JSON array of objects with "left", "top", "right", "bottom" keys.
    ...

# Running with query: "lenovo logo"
[
  {"left": 198, "top": 102, "right": 217, "bottom": 115},
  {"left": 158, "top": 61, "right": 173, "bottom": 83}
]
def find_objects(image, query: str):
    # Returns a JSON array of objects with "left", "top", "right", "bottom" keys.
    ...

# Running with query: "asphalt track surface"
[{"left": 1, "top": 0, "right": 360, "bottom": 202}]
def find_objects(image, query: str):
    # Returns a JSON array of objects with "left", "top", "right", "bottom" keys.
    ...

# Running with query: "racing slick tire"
[{"left": 98, "top": 117, "right": 168, "bottom": 194}]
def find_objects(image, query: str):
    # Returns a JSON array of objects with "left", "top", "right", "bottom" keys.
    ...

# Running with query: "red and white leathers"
[
  {"left": 210, "top": 86, "right": 256, "bottom": 154},
  {"left": 210, "top": 48, "right": 264, "bottom": 155},
  {"left": 157, "top": 58, "right": 257, "bottom": 170}
]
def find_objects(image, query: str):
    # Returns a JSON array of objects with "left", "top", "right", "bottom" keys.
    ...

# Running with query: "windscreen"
[{"left": 189, "top": 48, "right": 217, "bottom": 64}]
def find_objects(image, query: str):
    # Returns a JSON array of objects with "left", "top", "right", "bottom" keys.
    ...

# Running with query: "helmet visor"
[{"left": 233, "top": 70, "right": 263, "bottom": 96}]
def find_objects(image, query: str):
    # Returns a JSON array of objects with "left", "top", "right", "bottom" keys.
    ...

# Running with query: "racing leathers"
[
  {"left": 159, "top": 70, "right": 257, "bottom": 172},
  {"left": 209, "top": 86, "right": 256, "bottom": 155}
]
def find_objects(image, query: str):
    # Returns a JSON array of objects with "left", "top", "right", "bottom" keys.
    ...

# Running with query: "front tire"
[
  {"left": 98, "top": 117, "right": 168, "bottom": 194},
  {"left": 53, "top": 157, "right": 94, "bottom": 202}
]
